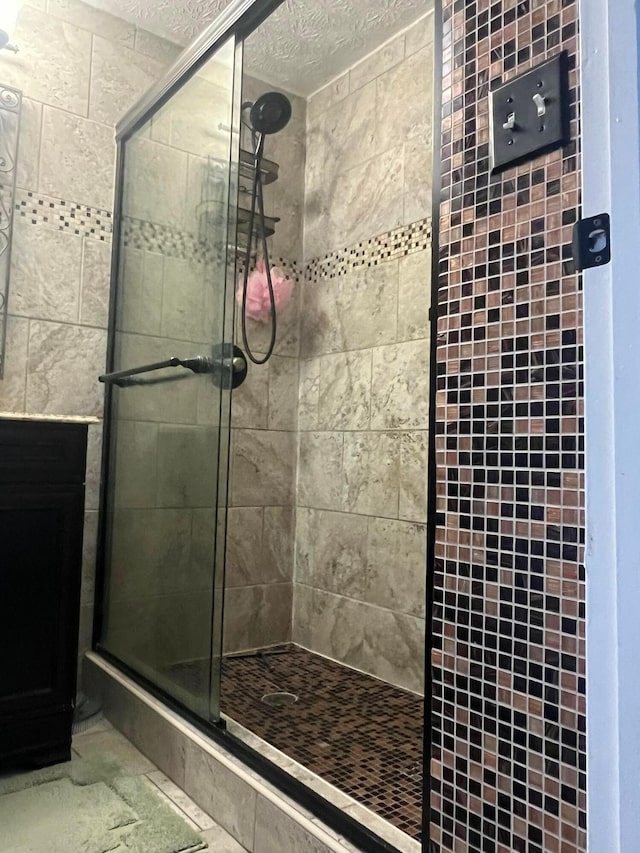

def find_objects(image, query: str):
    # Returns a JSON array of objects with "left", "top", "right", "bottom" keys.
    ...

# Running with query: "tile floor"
[
  {"left": 171, "top": 644, "right": 424, "bottom": 841},
  {"left": 71, "top": 718, "right": 247, "bottom": 852}
]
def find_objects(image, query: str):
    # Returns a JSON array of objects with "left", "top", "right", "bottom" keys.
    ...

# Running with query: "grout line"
[
  {"left": 22, "top": 317, "right": 31, "bottom": 411},
  {"left": 147, "top": 769, "right": 217, "bottom": 832},
  {"left": 6, "top": 310, "right": 108, "bottom": 332},
  {"left": 85, "top": 33, "right": 94, "bottom": 121},
  {"left": 306, "top": 8, "right": 435, "bottom": 103},
  {"left": 78, "top": 235, "right": 86, "bottom": 325},
  {"left": 368, "top": 348, "right": 373, "bottom": 432},
  {"left": 40, "top": 0, "right": 138, "bottom": 45},
  {"left": 339, "top": 430, "right": 346, "bottom": 513},
  {"left": 291, "top": 577, "right": 425, "bottom": 624},
  {"left": 37, "top": 97, "right": 111, "bottom": 134},
  {"left": 143, "top": 775, "right": 201, "bottom": 832},
  {"left": 252, "top": 787, "right": 259, "bottom": 850},
  {"left": 32, "top": 100, "right": 43, "bottom": 192}
]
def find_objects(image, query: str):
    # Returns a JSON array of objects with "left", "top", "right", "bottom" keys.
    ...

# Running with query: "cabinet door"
[{"left": 0, "top": 486, "right": 84, "bottom": 717}]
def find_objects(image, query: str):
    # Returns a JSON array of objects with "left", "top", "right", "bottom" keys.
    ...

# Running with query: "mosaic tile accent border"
[
  {"left": 14, "top": 189, "right": 113, "bottom": 242},
  {"left": 12, "top": 192, "right": 302, "bottom": 289},
  {"left": 11, "top": 194, "right": 302, "bottom": 285},
  {"left": 431, "top": 1, "right": 586, "bottom": 853},
  {"left": 306, "top": 216, "right": 432, "bottom": 282},
  {"left": 236, "top": 254, "right": 301, "bottom": 285},
  {"left": 123, "top": 216, "right": 302, "bottom": 285},
  {"left": 122, "top": 216, "right": 203, "bottom": 261}
]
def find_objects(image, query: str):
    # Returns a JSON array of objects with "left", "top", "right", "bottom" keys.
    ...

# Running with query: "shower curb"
[{"left": 83, "top": 652, "right": 363, "bottom": 853}]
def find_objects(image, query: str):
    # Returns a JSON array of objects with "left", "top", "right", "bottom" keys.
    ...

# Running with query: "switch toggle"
[
  {"left": 532, "top": 93, "right": 546, "bottom": 117},
  {"left": 489, "top": 51, "right": 569, "bottom": 172}
]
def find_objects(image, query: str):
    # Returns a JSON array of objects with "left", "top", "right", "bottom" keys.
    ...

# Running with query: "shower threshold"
[{"left": 168, "top": 644, "right": 423, "bottom": 851}]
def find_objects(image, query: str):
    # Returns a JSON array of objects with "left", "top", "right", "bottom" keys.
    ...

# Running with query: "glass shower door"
[{"left": 98, "top": 35, "right": 242, "bottom": 722}]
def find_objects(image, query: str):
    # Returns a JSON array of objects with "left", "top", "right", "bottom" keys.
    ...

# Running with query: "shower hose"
[{"left": 240, "top": 129, "right": 277, "bottom": 365}]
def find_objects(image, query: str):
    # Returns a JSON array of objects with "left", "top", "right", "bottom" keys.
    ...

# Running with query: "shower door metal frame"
[
  {"left": 92, "top": 1, "right": 440, "bottom": 851},
  {"left": 115, "top": 0, "right": 284, "bottom": 142}
]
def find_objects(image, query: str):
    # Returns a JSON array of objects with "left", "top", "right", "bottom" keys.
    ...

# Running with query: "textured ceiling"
[{"left": 86, "top": 0, "right": 434, "bottom": 95}]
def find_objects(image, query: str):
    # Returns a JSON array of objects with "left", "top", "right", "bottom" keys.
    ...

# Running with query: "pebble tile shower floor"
[{"left": 172, "top": 645, "right": 424, "bottom": 841}]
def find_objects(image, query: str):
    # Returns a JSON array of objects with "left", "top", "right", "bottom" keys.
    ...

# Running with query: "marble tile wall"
[
  {"left": 293, "top": 245, "right": 431, "bottom": 695},
  {"left": 304, "top": 12, "right": 434, "bottom": 261},
  {"left": 224, "top": 346, "right": 299, "bottom": 653},
  {"left": 0, "top": 0, "right": 182, "bottom": 683},
  {"left": 291, "top": 12, "right": 435, "bottom": 694}
]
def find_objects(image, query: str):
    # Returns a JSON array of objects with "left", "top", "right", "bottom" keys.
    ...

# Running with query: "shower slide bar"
[{"left": 99, "top": 353, "right": 245, "bottom": 387}]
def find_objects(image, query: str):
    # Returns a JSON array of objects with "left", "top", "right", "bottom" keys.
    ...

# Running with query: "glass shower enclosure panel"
[{"left": 98, "top": 35, "right": 242, "bottom": 722}]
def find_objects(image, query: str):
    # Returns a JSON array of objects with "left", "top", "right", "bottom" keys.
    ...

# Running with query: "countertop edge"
[{"left": 0, "top": 412, "right": 101, "bottom": 425}]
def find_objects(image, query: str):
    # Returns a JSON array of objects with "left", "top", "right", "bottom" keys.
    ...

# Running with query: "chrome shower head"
[{"left": 249, "top": 92, "right": 292, "bottom": 135}]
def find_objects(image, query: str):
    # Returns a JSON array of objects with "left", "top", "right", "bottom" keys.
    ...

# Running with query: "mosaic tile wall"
[{"left": 430, "top": 0, "right": 586, "bottom": 851}]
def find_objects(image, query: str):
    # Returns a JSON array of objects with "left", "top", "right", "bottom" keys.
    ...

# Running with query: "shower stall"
[{"left": 94, "top": 1, "right": 435, "bottom": 850}]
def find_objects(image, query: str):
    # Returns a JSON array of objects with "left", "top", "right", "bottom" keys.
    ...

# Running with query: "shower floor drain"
[{"left": 261, "top": 691, "right": 298, "bottom": 707}]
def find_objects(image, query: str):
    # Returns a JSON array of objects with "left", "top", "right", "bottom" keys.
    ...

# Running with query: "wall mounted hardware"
[
  {"left": 571, "top": 213, "right": 611, "bottom": 271},
  {"left": 489, "top": 51, "right": 570, "bottom": 172}
]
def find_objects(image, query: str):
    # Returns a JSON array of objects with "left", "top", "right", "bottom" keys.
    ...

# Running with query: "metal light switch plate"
[{"left": 489, "top": 52, "right": 569, "bottom": 172}]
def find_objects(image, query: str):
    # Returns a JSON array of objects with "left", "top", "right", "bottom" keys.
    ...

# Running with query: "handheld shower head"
[
  {"left": 249, "top": 92, "right": 292, "bottom": 135},
  {"left": 239, "top": 91, "right": 293, "bottom": 366}
]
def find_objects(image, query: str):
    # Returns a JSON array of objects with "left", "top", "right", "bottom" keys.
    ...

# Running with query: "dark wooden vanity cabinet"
[{"left": 0, "top": 419, "right": 88, "bottom": 768}]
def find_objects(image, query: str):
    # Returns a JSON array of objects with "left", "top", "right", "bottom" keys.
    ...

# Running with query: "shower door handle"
[
  {"left": 99, "top": 347, "right": 248, "bottom": 389},
  {"left": 99, "top": 355, "right": 213, "bottom": 385}
]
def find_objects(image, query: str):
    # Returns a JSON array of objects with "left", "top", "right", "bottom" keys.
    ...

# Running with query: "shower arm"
[{"left": 99, "top": 353, "right": 245, "bottom": 387}]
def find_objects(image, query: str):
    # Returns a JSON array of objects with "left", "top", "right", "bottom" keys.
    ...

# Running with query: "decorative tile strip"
[
  {"left": 122, "top": 216, "right": 203, "bottom": 261},
  {"left": 306, "top": 216, "right": 432, "bottom": 283},
  {"left": 236, "top": 254, "right": 301, "bottom": 285},
  {"left": 14, "top": 189, "right": 113, "bottom": 242},
  {"left": 12, "top": 193, "right": 303, "bottom": 287},
  {"left": 123, "top": 216, "right": 302, "bottom": 283}
]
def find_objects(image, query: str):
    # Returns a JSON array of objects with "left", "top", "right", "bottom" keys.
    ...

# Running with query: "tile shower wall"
[
  {"left": 304, "top": 12, "right": 435, "bottom": 261},
  {"left": 292, "top": 13, "right": 435, "bottom": 695},
  {"left": 431, "top": 1, "right": 586, "bottom": 852},
  {"left": 223, "top": 73, "right": 306, "bottom": 654},
  {"left": 0, "top": 0, "right": 181, "bottom": 682}
]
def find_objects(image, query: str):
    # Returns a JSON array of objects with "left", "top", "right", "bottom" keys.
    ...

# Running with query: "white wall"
[{"left": 581, "top": 0, "right": 640, "bottom": 848}]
